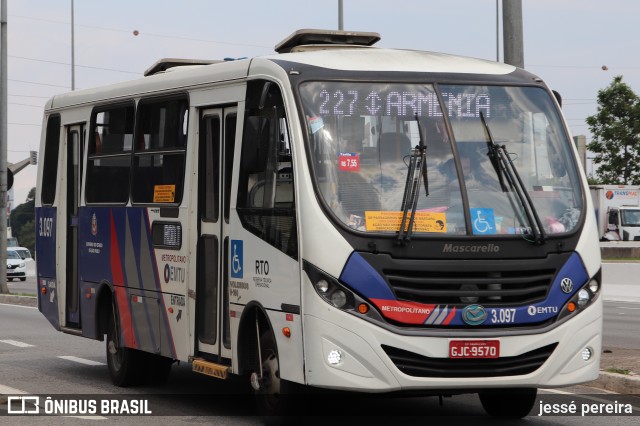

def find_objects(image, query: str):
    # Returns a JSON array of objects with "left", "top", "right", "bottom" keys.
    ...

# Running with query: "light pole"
[
  {"left": 71, "top": 0, "right": 75, "bottom": 90},
  {"left": 0, "top": 0, "right": 8, "bottom": 294},
  {"left": 496, "top": 0, "right": 500, "bottom": 62}
]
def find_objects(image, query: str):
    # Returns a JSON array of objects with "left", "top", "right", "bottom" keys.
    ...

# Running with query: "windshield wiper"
[
  {"left": 398, "top": 114, "right": 429, "bottom": 244},
  {"left": 479, "top": 112, "right": 546, "bottom": 244}
]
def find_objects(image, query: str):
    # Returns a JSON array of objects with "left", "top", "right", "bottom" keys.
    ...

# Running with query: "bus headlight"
[
  {"left": 304, "top": 261, "right": 355, "bottom": 310},
  {"left": 558, "top": 270, "right": 601, "bottom": 321},
  {"left": 330, "top": 290, "right": 348, "bottom": 308},
  {"left": 577, "top": 289, "right": 590, "bottom": 307},
  {"left": 315, "top": 279, "right": 330, "bottom": 294}
]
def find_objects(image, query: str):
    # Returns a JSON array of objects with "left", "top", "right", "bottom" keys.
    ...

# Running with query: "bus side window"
[
  {"left": 237, "top": 80, "right": 297, "bottom": 259},
  {"left": 86, "top": 104, "right": 134, "bottom": 204},
  {"left": 41, "top": 114, "right": 62, "bottom": 205},
  {"left": 131, "top": 96, "right": 188, "bottom": 204}
]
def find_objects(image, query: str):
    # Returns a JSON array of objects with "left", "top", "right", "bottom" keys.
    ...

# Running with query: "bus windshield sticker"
[
  {"left": 153, "top": 184, "right": 176, "bottom": 203},
  {"left": 308, "top": 116, "right": 324, "bottom": 133},
  {"left": 470, "top": 208, "right": 496, "bottom": 235},
  {"left": 365, "top": 211, "right": 446, "bottom": 233},
  {"left": 338, "top": 153, "right": 360, "bottom": 172}
]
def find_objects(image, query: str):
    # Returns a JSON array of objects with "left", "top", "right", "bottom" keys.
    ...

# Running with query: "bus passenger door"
[
  {"left": 196, "top": 107, "right": 237, "bottom": 361},
  {"left": 65, "top": 124, "right": 84, "bottom": 327}
]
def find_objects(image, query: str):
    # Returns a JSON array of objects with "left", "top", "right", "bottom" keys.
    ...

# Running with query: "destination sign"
[{"left": 309, "top": 84, "right": 491, "bottom": 118}]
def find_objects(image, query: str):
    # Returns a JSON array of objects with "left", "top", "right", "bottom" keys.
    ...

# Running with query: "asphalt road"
[{"left": 604, "top": 301, "right": 640, "bottom": 349}]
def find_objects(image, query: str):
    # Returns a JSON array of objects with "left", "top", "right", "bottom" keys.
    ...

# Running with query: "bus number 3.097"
[
  {"left": 39, "top": 217, "right": 53, "bottom": 237},
  {"left": 491, "top": 308, "right": 516, "bottom": 324}
]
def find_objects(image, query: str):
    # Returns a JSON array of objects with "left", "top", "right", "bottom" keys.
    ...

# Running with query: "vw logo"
[
  {"left": 560, "top": 278, "right": 574, "bottom": 294},
  {"left": 462, "top": 304, "right": 487, "bottom": 326}
]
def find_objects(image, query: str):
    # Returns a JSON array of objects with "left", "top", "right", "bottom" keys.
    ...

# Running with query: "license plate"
[{"left": 449, "top": 340, "right": 500, "bottom": 359}]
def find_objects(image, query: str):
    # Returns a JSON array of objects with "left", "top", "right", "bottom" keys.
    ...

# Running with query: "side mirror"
[{"left": 552, "top": 90, "right": 562, "bottom": 108}]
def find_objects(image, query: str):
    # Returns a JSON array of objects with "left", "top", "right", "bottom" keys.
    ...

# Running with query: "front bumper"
[
  {"left": 303, "top": 298, "right": 602, "bottom": 392},
  {"left": 7, "top": 268, "right": 26, "bottom": 277}
]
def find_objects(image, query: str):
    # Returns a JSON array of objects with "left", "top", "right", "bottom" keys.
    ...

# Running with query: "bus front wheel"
[
  {"left": 253, "top": 330, "right": 298, "bottom": 415},
  {"left": 479, "top": 388, "right": 537, "bottom": 418}
]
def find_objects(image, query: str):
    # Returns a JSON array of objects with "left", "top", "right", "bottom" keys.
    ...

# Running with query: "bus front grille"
[
  {"left": 381, "top": 343, "right": 557, "bottom": 378},
  {"left": 355, "top": 252, "right": 573, "bottom": 307},
  {"left": 384, "top": 268, "right": 555, "bottom": 305}
]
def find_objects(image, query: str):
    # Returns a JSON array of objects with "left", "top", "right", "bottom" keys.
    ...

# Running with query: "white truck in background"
[{"left": 590, "top": 185, "right": 640, "bottom": 241}]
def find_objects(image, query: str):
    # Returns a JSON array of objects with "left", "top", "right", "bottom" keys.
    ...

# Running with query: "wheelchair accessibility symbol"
[
  {"left": 230, "top": 240, "right": 243, "bottom": 278},
  {"left": 470, "top": 208, "right": 497, "bottom": 235}
]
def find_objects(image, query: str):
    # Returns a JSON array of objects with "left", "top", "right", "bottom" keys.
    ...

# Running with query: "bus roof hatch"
[
  {"left": 274, "top": 29, "right": 381, "bottom": 53},
  {"left": 144, "top": 58, "right": 222, "bottom": 76}
]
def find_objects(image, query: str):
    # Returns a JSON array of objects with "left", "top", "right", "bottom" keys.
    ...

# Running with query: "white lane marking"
[
  {"left": 57, "top": 356, "right": 106, "bottom": 366},
  {"left": 65, "top": 416, "right": 108, "bottom": 420},
  {"left": 0, "top": 339, "right": 34, "bottom": 348},
  {"left": 617, "top": 306, "right": 640, "bottom": 310},
  {"left": 0, "top": 302, "right": 37, "bottom": 310},
  {"left": 0, "top": 383, "right": 28, "bottom": 394}
]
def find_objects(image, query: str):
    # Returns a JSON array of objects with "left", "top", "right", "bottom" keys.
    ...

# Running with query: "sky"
[{"left": 4, "top": 0, "right": 639, "bottom": 209}]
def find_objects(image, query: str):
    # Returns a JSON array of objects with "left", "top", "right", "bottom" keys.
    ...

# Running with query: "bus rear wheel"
[
  {"left": 479, "top": 388, "right": 537, "bottom": 418},
  {"left": 106, "top": 313, "right": 143, "bottom": 387}
]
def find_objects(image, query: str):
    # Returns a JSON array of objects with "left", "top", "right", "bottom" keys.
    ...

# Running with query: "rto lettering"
[{"left": 255, "top": 260, "right": 269, "bottom": 275}]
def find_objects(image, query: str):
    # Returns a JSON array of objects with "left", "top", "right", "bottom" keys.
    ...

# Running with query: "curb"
[
  {"left": 601, "top": 246, "right": 640, "bottom": 259},
  {"left": 588, "top": 371, "right": 640, "bottom": 395},
  {"left": 0, "top": 294, "right": 37, "bottom": 308}
]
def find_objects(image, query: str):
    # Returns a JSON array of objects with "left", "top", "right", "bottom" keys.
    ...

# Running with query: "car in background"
[
  {"left": 9, "top": 246, "right": 33, "bottom": 261},
  {"left": 7, "top": 250, "right": 26, "bottom": 281}
]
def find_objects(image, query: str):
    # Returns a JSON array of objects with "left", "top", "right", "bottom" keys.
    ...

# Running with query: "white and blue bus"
[{"left": 36, "top": 29, "right": 602, "bottom": 417}]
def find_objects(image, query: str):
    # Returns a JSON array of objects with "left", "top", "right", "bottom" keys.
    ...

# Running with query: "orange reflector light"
[
  {"left": 567, "top": 302, "right": 576, "bottom": 312},
  {"left": 168, "top": 307, "right": 174, "bottom": 314},
  {"left": 358, "top": 303, "right": 369, "bottom": 314},
  {"left": 41, "top": 287, "right": 47, "bottom": 295},
  {"left": 86, "top": 293, "right": 91, "bottom": 300},
  {"left": 282, "top": 327, "right": 291, "bottom": 338}
]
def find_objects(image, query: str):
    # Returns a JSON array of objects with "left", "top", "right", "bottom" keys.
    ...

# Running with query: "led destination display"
[{"left": 314, "top": 86, "right": 491, "bottom": 118}]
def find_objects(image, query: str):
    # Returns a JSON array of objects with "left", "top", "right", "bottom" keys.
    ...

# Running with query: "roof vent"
[
  {"left": 144, "top": 58, "right": 222, "bottom": 76},
  {"left": 274, "top": 29, "right": 380, "bottom": 54}
]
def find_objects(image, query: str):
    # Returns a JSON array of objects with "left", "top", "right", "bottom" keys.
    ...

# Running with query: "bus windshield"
[{"left": 299, "top": 81, "right": 583, "bottom": 237}]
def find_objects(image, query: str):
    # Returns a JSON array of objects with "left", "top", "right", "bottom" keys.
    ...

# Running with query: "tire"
[
  {"left": 7, "top": 278, "right": 13, "bottom": 282},
  {"left": 106, "top": 312, "right": 144, "bottom": 387},
  {"left": 20, "top": 277, "right": 26, "bottom": 282},
  {"left": 479, "top": 388, "right": 537, "bottom": 418},
  {"left": 254, "top": 330, "right": 298, "bottom": 416},
  {"left": 142, "top": 353, "right": 173, "bottom": 385}
]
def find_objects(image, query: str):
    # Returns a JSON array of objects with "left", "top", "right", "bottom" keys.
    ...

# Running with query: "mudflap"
[{"left": 38, "top": 277, "right": 60, "bottom": 330}]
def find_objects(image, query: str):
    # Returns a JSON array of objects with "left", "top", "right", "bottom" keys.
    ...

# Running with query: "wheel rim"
[
  {"left": 107, "top": 327, "right": 123, "bottom": 372},
  {"left": 258, "top": 347, "right": 281, "bottom": 407}
]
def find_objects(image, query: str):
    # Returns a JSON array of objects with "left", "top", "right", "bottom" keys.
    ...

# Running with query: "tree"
[
  {"left": 10, "top": 187, "right": 36, "bottom": 256},
  {"left": 586, "top": 76, "right": 640, "bottom": 184}
]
